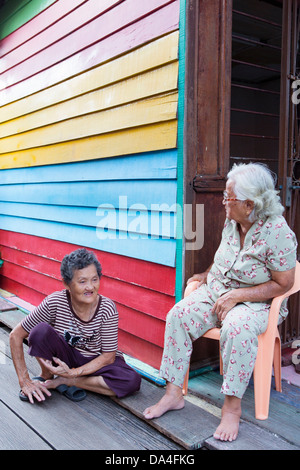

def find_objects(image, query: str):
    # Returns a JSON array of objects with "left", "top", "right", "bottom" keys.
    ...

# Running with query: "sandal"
[{"left": 56, "top": 384, "right": 86, "bottom": 402}]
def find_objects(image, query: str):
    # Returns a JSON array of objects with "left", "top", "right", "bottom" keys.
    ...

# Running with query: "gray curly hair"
[
  {"left": 60, "top": 248, "right": 102, "bottom": 285},
  {"left": 227, "top": 163, "right": 284, "bottom": 222}
]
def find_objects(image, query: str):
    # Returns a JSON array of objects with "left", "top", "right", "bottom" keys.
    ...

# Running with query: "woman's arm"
[
  {"left": 39, "top": 350, "right": 116, "bottom": 379},
  {"left": 9, "top": 323, "right": 51, "bottom": 402},
  {"left": 212, "top": 267, "right": 296, "bottom": 321}
]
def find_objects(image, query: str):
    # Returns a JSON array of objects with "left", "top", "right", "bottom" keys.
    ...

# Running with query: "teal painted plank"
[
  {"left": 0, "top": 215, "right": 176, "bottom": 266},
  {"left": 0, "top": 150, "right": 177, "bottom": 185}
]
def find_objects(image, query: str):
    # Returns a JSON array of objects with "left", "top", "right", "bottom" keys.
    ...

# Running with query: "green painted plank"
[{"left": 0, "top": 0, "right": 56, "bottom": 39}]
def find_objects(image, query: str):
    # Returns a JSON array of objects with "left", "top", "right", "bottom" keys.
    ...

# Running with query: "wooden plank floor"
[
  {"left": 187, "top": 370, "right": 300, "bottom": 449},
  {"left": 0, "top": 302, "right": 299, "bottom": 451},
  {"left": 0, "top": 324, "right": 182, "bottom": 451}
]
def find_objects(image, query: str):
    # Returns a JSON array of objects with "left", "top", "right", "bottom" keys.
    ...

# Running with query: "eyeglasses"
[{"left": 222, "top": 191, "right": 244, "bottom": 203}]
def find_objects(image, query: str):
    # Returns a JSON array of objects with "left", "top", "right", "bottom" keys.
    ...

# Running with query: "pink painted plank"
[
  {"left": 5, "top": 296, "right": 35, "bottom": 313},
  {"left": 0, "top": 0, "right": 86, "bottom": 58},
  {"left": 0, "top": 0, "right": 175, "bottom": 88},
  {"left": 0, "top": 0, "right": 123, "bottom": 72},
  {"left": 0, "top": 0, "right": 179, "bottom": 105}
]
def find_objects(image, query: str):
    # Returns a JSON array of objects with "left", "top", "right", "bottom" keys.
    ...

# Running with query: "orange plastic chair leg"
[
  {"left": 253, "top": 338, "right": 273, "bottom": 420},
  {"left": 273, "top": 335, "right": 282, "bottom": 393}
]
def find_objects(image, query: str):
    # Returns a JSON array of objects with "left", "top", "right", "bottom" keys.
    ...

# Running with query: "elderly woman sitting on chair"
[{"left": 143, "top": 163, "right": 297, "bottom": 442}]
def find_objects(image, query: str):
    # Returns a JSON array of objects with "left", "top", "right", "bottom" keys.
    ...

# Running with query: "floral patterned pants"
[{"left": 159, "top": 284, "right": 270, "bottom": 399}]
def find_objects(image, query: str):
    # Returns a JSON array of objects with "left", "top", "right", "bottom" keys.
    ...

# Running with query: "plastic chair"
[{"left": 182, "top": 260, "right": 300, "bottom": 420}]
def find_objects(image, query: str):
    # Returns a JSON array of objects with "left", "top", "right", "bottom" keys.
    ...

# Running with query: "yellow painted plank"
[
  {"left": 0, "top": 92, "right": 178, "bottom": 153},
  {"left": 0, "top": 62, "right": 179, "bottom": 138},
  {"left": 0, "top": 31, "right": 179, "bottom": 123},
  {"left": 0, "top": 120, "right": 178, "bottom": 169}
]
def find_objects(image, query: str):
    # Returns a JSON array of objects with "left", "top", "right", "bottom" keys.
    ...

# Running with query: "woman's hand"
[
  {"left": 212, "top": 290, "right": 239, "bottom": 322},
  {"left": 39, "top": 357, "right": 77, "bottom": 379}
]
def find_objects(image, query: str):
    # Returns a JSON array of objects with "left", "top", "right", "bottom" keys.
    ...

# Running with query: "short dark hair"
[{"left": 60, "top": 248, "right": 102, "bottom": 285}]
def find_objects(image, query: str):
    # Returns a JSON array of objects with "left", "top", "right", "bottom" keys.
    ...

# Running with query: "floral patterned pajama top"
[{"left": 208, "top": 215, "right": 297, "bottom": 322}]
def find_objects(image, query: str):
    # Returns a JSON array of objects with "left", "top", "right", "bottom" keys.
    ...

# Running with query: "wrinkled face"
[
  {"left": 66, "top": 264, "right": 100, "bottom": 306},
  {"left": 223, "top": 180, "right": 249, "bottom": 223}
]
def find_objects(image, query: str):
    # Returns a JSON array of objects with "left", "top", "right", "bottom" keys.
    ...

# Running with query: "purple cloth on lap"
[{"left": 27, "top": 322, "right": 141, "bottom": 398}]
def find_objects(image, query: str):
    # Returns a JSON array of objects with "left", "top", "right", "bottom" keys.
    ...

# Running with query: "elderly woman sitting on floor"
[
  {"left": 10, "top": 248, "right": 141, "bottom": 403},
  {"left": 143, "top": 163, "right": 297, "bottom": 442}
]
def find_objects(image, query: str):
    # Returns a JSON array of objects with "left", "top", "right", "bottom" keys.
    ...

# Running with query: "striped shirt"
[{"left": 21, "top": 290, "right": 122, "bottom": 358}]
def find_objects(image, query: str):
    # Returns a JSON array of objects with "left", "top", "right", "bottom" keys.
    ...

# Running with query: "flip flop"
[
  {"left": 56, "top": 384, "right": 86, "bottom": 402},
  {"left": 19, "top": 376, "right": 46, "bottom": 401},
  {"left": 19, "top": 390, "right": 29, "bottom": 402}
]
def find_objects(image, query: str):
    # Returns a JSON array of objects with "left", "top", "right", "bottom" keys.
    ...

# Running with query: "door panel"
[{"left": 185, "top": 0, "right": 299, "bottom": 367}]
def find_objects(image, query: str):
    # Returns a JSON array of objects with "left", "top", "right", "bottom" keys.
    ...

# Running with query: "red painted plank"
[
  {"left": 0, "top": 274, "right": 164, "bottom": 368},
  {"left": 0, "top": 1, "right": 179, "bottom": 105},
  {"left": 1, "top": 0, "right": 176, "bottom": 88},
  {"left": 1, "top": 261, "right": 62, "bottom": 296},
  {"left": 117, "top": 303, "right": 165, "bottom": 347},
  {"left": 0, "top": 274, "right": 164, "bottom": 367},
  {"left": 0, "top": 277, "right": 46, "bottom": 306},
  {"left": 0, "top": 266, "right": 167, "bottom": 345},
  {"left": 0, "top": 228, "right": 174, "bottom": 368},
  {"left": 118, "top": 330, "right": 162, "bottom": 369},
  {"left": 1, "top": 260, "right": 174, "bottom": 320},
  {"left": 101, "top": 277, "right": 174, "bottom": 320},
  {"left": 0, "top": 0, "right": 87, "bottom": 58},
  {"left": 0, "top": 230, "right": 176, "bottom": 295},
  {"left": 1, "top": 0, "right": 122, "bottom": 71},
  {"left": 1, "top": 246, "right": 61, "bottom": 279}
]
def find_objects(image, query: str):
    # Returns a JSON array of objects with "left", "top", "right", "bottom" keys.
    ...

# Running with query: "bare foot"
[
  {"left": 44, "top": 376, "right": 71, "bottom": 390},
  {"left": 143, "top": 383, "right": 184, "bottom": 419},
  {"left": 213, "top": 396, "right": 241, "bottom": 442}
]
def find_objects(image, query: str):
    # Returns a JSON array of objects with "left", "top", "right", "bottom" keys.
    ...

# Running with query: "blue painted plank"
[
  {"left": 0, "top": 215, "right": 176, "bottom": 266},
  {"left": 0, "top": 202, "right": 177, "bottom": 238},
  {"left": 0, "top": 180, "right": 177, "bottom": 209},
  {"left": 0, "top": 150, "right": 177, "bottom": 185}
]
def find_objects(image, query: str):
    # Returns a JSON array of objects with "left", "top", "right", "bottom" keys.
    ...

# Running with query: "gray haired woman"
[
  {"left": 143, "top": 163, "right": 297, "bottom": 442},
  {"left": 10, "top": 248, "right": 141, "bottom": 404}
]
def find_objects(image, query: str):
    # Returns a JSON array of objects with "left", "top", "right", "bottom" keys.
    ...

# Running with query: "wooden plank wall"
[{"left": 0, "top": 0, "right": 181, "bottom": 369}]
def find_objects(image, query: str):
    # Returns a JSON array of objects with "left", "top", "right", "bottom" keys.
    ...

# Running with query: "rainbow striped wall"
[{"left": 0, "top": 0, "right": 184, "bottom": 369}]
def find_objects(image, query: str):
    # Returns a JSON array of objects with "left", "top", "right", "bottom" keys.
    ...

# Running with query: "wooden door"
[
  {"left": 184, "top": 0, "right": 299, "bottom": 368},
  {"left": 184, "top": 0, "right": 233, "bottom": 366}
]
